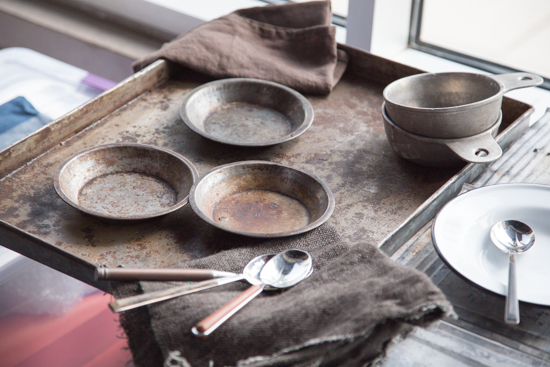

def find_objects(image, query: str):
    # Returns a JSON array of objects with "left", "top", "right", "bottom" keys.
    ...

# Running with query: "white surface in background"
[
  {"left": 421, "top": 0, "right": 550, "bottom": 78},
  {"left": 0, "top": 47, "right": 102, "bottom": 120},
  {"left": 291, "top": 0, "right": 349, "bottom": 17}
]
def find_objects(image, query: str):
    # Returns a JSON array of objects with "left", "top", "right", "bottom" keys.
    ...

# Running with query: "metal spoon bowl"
[
  {"left": 243, "top": 254, "right": 276, "bottom": 285},
  {"left": 192, "top": 249, "right": 312, "bottom": 337},
  {"left": 490, "top": 220, "right": 535, "bottom": 324},
  {"left": 490, "top": 220, "right": 535, "bottom": 254},
  {"left": 260, "top": 249, "right": 313, "bottom": 288}
]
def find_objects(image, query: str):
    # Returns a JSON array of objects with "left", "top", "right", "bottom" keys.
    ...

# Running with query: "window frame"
[{"left": 408, "top": 0, "right": 550, "bottom": 90}]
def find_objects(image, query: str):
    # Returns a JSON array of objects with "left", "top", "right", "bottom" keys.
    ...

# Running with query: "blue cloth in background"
[
  {"left": 0, "top": 96, "right": 40, "bottom": 133},
  {"left": 0, "top": 96, "right": 51, "bottom": 149}
]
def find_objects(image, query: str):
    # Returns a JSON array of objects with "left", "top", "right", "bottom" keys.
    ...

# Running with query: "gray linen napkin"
[
  {"left": 132, "top": 1, "right": 349, "bottom": 95},
  {"left": 112, "top": 224, "right": 453, "bottom": 367}
]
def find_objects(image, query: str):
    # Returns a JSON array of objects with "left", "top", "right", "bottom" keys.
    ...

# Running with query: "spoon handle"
[
  {"left": 109, "top": 274, "right": 245, "bottom": 313},
  {"left": 192, "top": 284, "right": 264, "bottom": 337},
  {"left": 505, "top": 252, "right": 520, "bottom": 324},
  {"left": 96, "top": 267, "right": 237, "bottom": 282}
]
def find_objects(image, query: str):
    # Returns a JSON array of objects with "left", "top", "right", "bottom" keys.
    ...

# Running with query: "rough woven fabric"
[
  {"left": 112, "top": 224, "right": 453, "bottom": 367},
  {"left": 132, "top": 1, "right": 349, "bottom": 95}
]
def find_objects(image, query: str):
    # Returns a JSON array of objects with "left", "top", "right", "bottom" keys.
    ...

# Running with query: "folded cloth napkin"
[
  {"left": 112, "top": 224, "right": 453, "bottom": 367},
  {"left": 132, "top": 1, "right": 349, "bottom": 95}
]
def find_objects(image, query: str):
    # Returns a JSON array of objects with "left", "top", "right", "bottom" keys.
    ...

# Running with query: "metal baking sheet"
[{"left": 0, "top": 45, "right": 534, "bottom": 292}]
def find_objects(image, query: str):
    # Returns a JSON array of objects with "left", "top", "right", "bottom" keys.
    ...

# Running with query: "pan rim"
[
  {"left": 179, "top": 78, "right": 314, "bottom": 147},
  {"left": 188, "top": 160, "right": 335, "bottom": 238},
  {"left": 53, "top": 143, "right": 199, "bottom": 220},
  {"left": 383, "top": 72, "right": 503, "bottom": 112}
]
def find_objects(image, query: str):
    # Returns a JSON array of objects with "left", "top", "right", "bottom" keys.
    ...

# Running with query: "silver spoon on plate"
[{"left": 490, "top": 220, "right": 535, "bottom": 324}]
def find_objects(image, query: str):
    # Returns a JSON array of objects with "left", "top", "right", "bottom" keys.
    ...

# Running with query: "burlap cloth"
[
  {"left": 112, "top": 224, "right": 453, "bottom": 367},
  {"left": 132, "top": 1, "right": 349, "bottom": 95}
]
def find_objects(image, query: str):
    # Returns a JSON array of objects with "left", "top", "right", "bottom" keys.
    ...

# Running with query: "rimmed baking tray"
[{"left": 0, "top": 44, "right": 533, "bottom": 291}]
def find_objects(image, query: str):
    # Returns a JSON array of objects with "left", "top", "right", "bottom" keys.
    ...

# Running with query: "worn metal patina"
[
  {"left": 189, "top": 161, "right": 334, "bottom": 237},
  {"left": 53, "top": 143, "right": 198, "bottom": 220}
]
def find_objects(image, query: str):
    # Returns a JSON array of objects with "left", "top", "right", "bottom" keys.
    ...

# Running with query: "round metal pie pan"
[
  {"left": 189, "top": 161, "right": 334, "bottom": 237},
  {"left": 54, "top": 143, "right": 198, "bottom": 220},
  {"left": 180, "top": 78, "right": 314, "bottom": 146}
]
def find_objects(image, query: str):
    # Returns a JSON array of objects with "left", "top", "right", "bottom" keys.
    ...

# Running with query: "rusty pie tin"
[
  {"left": 180, "top": 78, "right": 314, "bottom": 146},
  {"left": 189, "top": 161, "right": 334, "bottom": 237},
  {"left": 54, "top": 143, "right": 198, "bottom": 220}
]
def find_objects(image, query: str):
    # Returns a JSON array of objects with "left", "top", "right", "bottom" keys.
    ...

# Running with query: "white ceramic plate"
[{"left": 432, "top": 183, "right": 550, "bottom": 305}]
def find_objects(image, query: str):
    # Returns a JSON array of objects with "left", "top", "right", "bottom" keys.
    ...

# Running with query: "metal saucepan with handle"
[{"left": 383, "top": 72, "right": 543, "bottom": 139}]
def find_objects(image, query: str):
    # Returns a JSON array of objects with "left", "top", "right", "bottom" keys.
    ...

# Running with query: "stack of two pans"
[{"left": 382, "top": 72, "right": 543, "bottom": 167}]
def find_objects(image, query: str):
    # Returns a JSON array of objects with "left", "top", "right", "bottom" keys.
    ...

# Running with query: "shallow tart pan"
[
  {"left": 180, "top": 78, "right": 314, "bottom": 146},
  {"left": 189, "top": 161, "right": 335, "bottom": 238},
  {"left": 54, "top": 144, "right": 198, "bottom": 220}
]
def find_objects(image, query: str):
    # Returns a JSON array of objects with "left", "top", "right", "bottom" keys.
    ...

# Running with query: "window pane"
[
  {"left": 290, "top": 0, "right": 348, "bottom": 18},
  {"left": 420, "top": 0, "right": 550, "bottom": 78}
]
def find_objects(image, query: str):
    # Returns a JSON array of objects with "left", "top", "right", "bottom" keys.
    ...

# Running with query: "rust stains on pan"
[
  {"left": 53, "top": 143, "right": 198, "bottom": 220},
  {"left": 213, "top": 189, "right": 310, "bottom": 234},
  {"left": 78, "top": 171, "right": 177, "bottom": 216},
  {"left": 189, "top": 161, "right": 334, "bottom": 238}
]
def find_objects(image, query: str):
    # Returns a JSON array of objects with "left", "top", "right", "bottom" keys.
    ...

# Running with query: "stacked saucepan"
[{"left": 382, "top": 72, "right": 543, "bottom": 167}]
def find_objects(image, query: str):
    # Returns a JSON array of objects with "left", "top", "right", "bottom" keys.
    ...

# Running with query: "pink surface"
[
  {"left": 0, "top": 292, "right": 133, "bottom": 367},
  {"left": 81, "top": 73, "right": 117, "bottom": 91}
]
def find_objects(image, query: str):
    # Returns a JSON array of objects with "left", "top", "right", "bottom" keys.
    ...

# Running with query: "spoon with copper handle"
[{"left": 192, "top": 249, "right": 312, "bottom": 337}]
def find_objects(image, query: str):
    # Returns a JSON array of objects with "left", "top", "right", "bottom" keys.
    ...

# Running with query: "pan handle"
[
  {"left": 444, "top": 131, "right": 502, "bottom": 164},
  {"left": 492, "top": 72, "right": 544, "bottom": 94}
]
